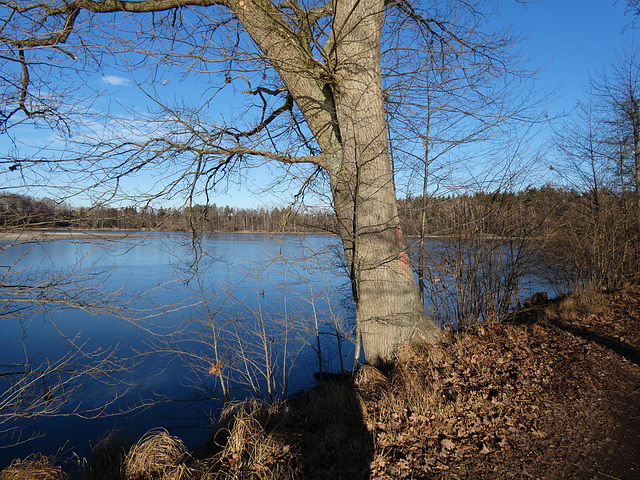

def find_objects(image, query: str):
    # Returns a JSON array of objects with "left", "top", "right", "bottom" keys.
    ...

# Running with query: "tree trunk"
[
  {"left": 328, "top": 0, "right": 442, "bottom": 365},
  {"left": 229, "top": 0, "right": 442, "bottom": 364}
]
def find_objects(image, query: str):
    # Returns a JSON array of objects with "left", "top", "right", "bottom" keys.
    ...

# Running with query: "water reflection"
[
  {"left": 0, "top": 233, "right": 354, "bottom": 466},
  {"left": 0, "top": 232, "right": 553, "bottom": 467}
]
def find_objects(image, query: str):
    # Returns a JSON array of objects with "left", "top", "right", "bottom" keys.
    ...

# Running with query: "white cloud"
[{"left": 102, "top": 75, "right": 131, "bottom": 86}]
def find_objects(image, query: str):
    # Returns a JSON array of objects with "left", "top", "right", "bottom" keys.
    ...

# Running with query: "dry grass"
[
  {"left": 354, "top": 364, "right": 388, "bottom": 395},
  {"left": 196, "top": 381, "right": 374, "bottom": 479},
  {"left": 124, "top": 428, "right": 192, "bottom": 480},
  {"left": 214, "top": 399, "right": 292, "bottom": 474},
  {"left": 502, "top": 287, "right": 609, "bottom": 326},
  {"left": 0, "top": 454, "right": 69, "bottom": 480},
  {"left": 365, "top": 340, "right": 461, "bottom": 424},
  {"left": 82, "top": 429, "right": 129, "bottom": 480},
  {"left": 543, "top": 288, "right": 608, "bottom": 321}
]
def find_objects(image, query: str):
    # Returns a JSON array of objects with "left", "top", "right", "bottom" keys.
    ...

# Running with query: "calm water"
[
  {"left": 0, "top": 232, "right": 553, "bottom": 469},
  {"left": 0, "top": 232, "right": 354, "bottom": 467}
]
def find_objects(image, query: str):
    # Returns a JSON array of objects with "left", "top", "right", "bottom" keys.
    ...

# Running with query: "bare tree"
[
  {"left": 0, "top": 0, "right": 540, "bottom": 364},
  {"left": 623, "top": 0, "right": 640, "bottom": 28},
  {"left": 591, "top": 47, "right": 640, "bottom": 207},
  {"left": 551, "top": 47, "right": 640, "bottom": 289},
  {"left": 381, "top": 3, "right": 546, "bottom": 306}
]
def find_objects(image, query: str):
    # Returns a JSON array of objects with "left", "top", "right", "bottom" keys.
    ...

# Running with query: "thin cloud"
[{"left": 102, "top": 75, "right": 131, "bottom": 86}]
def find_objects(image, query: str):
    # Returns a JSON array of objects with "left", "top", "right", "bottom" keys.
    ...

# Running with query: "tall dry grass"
[
  {"left": 81, "top": 430, "right": 128, "bottom": 480},
  {"left": 542, "top": 289, "right": 608, "bottom": 322},
  {"left": 124, "top": 428, "right": 194, "bottom": 480},
  {"left": 359, "top": 342, "right": 458, "bottom": 425},
  {"left": 211, "top": 398, "right": 295, "bottom": 476},
  {"left": 193, "top": 379, "right": 374, "bottom": 479},
  {"left": 0, "top": 454, "right": 69, "bottom": 480}
]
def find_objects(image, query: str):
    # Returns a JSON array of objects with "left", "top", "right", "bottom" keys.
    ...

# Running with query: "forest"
[{"left": 2, "top": 181, "right": 639, "bottom": 296}]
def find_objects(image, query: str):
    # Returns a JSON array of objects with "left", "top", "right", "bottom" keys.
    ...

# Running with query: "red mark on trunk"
[{"left": 395, "top": 226, "right": 408, "bottom": 278}]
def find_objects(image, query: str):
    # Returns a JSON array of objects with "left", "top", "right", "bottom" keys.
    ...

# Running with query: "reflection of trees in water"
[
  {"left": 0, "top": 236, "right": 192, "bottom": 451},
  {"left": 153, "top": 234, "right": 354, "bottom": 406}
]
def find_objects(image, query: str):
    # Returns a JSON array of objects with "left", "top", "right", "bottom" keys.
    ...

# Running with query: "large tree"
[{"left": 0, "top": 0, "right": 533, "bottom": 364}]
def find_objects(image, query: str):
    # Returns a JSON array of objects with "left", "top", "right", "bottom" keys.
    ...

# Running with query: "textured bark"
[
  {"left": 328, "top": 0, "right": 442, "bottom": 364},
  {"left": 228, "top": 0, "right": 441, "bottom": 363}
]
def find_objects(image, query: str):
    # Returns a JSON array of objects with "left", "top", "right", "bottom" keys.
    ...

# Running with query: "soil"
[{"left": 360, "top": 287, "right": 640, "bottom": 480}]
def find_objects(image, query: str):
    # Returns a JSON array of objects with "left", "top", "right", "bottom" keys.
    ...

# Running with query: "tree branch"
[
  {"left": 236, "top": 89, "right": 294, "bottom": 139},
  {"left": 223, "top": 146, "right": 327, "bottom": 166}
]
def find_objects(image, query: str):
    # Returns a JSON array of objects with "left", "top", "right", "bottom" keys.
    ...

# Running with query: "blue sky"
[
  {"left": 2, "top": 1, "right": 637, "bottom": 209},
  {"left": 498, "top": 1, "right": 635, "bottom": 116}
]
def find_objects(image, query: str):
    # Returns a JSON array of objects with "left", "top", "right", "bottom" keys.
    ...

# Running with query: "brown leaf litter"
[{"left": 362, "top": 287, "right": 640, "bottom": 479}]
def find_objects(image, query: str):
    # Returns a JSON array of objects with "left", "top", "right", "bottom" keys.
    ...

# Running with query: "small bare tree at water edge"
[
  {"left": 225, "top": 286, "right": 302, "bottom": 403},
  {"left": 409, "top": 190, "right": 548, "bottom": 330},
  {"left": 549, "top": 49, "right": 640, "bottom": 291},
  {"left": 269, "top": 235, "right": 353, "bottom": 378},
  {"left": 151, "top": 238, "right": 311, "bottom": 404},
  {"left": 149, "top": 233, "right": 354, "bottom": 405}
]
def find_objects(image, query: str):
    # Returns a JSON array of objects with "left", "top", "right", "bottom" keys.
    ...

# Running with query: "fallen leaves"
[
  {"left": 208, "top": 361, "right": 223, "bottom": 376},
  {"left": 440, "top": 438, "right": 455, "bottom": 451},
  {"left": 364, "top": 288, "right": 640, "bottom": 479}
]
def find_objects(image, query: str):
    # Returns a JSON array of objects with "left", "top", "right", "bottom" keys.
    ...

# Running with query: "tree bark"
[
  {"left": 328, "top": 0, "right": 442, "bottom": 365},
  {"left": 233, "top": 0, "right": 443, "bottom": 364}
]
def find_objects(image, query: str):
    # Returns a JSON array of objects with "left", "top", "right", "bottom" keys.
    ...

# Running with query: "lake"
[
  {"left": 0, "top": 232, "right": 355, "bottom": 468},
  {"left": 0, "top": 231, "right": 553, "bottom": 469}
]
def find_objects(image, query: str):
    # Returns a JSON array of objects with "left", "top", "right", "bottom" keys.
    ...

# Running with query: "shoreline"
[
  {"left": 0, "top": 229, "right": 139, "bottom": 241},
  {"left": 0, "top": 228, "right": 532, "bottom": 243},
  {"left": 0, "top": 228, "right": 338, "bottom": 242}
]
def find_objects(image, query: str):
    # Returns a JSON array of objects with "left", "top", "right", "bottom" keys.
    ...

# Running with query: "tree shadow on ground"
[
  {"left": 287, "top": 378, "right": 374, "bottom": 480},
  {"left": 551, "top": 319, "right": 640, "bottom": 366},
  {"left": 503, "top": 293, "right": 640, "bottom": 367},
  {"left": 201, "top": 378, "right": 375, "bottom": 479}
]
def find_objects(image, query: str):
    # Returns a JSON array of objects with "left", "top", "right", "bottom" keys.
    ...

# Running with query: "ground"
[
  {"left": 359, "top": 287, "right": 640, "bottom": 480},
  {"left": 193, "top": 286, "right": 640, "bottom": 480},
  {"left": 2, "top": 287, "right": 640, "bottom": 479}
]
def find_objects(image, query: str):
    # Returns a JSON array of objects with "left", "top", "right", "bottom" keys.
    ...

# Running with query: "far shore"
[
  {"left": 0, "top": 229, "right": 141, "bottom": 241},
  {"left": 0, "top": 228, "right": 336, "bottom": 242},
  {"left": 0, "top": 228, "right": 533, "bottom": 243}
]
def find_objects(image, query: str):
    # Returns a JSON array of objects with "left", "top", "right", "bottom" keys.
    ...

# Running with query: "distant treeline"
[
  {"left": 0, "top": 185, "right": 621, "bottom": 237},
  {"left": 2, "top": 185, "right": 639, "bottom": 289},
  {"left": 0, "top": 194, "right": 337, "bottom": 233},
  {"left": 397, "top": 185, "right": 578, "bottom": 239}
]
